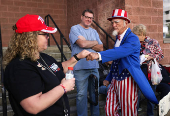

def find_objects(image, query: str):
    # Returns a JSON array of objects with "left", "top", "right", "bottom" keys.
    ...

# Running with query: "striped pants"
[{"left": 105, "top": 76, "right": 138, "bottom": 116}]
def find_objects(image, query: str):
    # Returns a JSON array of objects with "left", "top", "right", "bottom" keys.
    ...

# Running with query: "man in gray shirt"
[{"left": 69, "top": 9, "right": 103, "bottom": 116}]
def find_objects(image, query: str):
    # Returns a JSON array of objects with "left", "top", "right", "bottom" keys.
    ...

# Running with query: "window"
[
  {"left": 163, "top": 0, "right": 170, "bottom": 39},
  {"left": 165, "top": 11, "right": 169, "bottom": 14}
]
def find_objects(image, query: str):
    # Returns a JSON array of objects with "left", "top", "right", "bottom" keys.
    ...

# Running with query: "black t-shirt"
[
  {"left": 4, "top": 53, "right": 70, "bottom": 116},
  {"left": 159, "top": 64, "right": 170, "bottom": 85}
]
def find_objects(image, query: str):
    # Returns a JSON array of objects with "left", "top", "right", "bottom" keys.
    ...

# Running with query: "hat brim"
[
  {"left": 107, "top": 16, "right": 131, "bottom": 23},
  {"left": 41, "top": 27, "right": 57, "bottom": 33}
]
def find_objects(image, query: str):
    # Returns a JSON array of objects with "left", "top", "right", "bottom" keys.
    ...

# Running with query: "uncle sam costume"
[{"left": 100, "top": 27, "right": 158, "bottom": 116}]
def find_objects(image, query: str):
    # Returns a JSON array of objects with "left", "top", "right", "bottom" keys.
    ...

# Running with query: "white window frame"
[{"left": 163, "top": 0, "right": 170, "bottom": 43}]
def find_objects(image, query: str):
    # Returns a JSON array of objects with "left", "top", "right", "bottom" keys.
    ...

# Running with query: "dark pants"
[
  {"left": 157, "top": 83, "right": 170, "bottom": 99},
  {"left": 138, "top": 64, "right": 157, "bottom": 116}
]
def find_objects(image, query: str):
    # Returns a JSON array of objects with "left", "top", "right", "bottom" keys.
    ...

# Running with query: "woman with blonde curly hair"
[
  {"left": 132, "top": 24, "right": 164, "bottom": 116},
  {"left": 3, "top": 14, "right": 90, "bottom": 116}
]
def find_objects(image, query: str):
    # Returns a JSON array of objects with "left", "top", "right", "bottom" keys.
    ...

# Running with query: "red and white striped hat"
[
  {"left": 15, "top": 14, "right": 57, "bottom": 33},
  {"left": 107, "top": 9, "right": 130, "bottom": 23}
]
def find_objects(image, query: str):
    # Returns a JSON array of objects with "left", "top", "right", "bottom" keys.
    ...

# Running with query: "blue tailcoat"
[{"left": 99, "top": 28, "right": 158, "bottom": 104}]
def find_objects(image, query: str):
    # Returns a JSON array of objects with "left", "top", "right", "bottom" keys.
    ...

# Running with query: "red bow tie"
[{"left": 118, "top": 35, "right": 121, "bottom": 41}]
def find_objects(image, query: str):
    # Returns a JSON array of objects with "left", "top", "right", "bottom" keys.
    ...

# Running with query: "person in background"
[
  {"left": 132, "top": 24, "right": 164, "bottom": 116},
  {"left": 98, "top": 61, "right": 112, "bottom": 95},
  {"left": 69, "top": 9, "right": 103, "bottom": 116},
  {"left": 3, "top": 14, "right": 90, "bottom": 116}
]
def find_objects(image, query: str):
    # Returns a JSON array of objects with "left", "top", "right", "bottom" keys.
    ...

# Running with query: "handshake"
[
  {"left": 76, "top": 50, "right": 100, "bottom": 61},
  {"left": 86, "top": 52, "right": 99, "bottom": 61}
]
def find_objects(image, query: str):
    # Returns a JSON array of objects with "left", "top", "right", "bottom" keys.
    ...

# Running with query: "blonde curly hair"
[
  {"left": 3, "top": 31, "right": 39, "bottom": 68},
  {"left": 132, "top": 24, "right": 146, "bottom": 36}
]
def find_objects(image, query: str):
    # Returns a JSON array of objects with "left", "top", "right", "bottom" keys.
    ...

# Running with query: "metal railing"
[
  {"left": 44, "top": 14, "right": 71, "bottom": 62},
  {"left": 92, "top": 20, "right": 115, "bottom": 50},
  {"left": 0, "top": 25, "right": 7, "bottom": 116}
]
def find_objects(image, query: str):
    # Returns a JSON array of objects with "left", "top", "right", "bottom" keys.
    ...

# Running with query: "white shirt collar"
[
  {"left": 115, "top": 28, "right": 128, "bottom": 47},
  {"left": 119, "top": 28, "right": 128, "bottom": 41}
]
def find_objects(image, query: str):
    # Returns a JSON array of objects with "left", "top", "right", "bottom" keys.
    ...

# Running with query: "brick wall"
[{"left": 0, "top": 0, "right": 67, "bottom": 47}]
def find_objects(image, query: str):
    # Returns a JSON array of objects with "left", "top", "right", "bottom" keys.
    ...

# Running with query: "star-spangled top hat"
[{"left": 107, "top": 9, "right": 131, "bottom": 23}]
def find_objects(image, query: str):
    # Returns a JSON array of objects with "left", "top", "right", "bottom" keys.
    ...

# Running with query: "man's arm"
[
  {"left": 76, "top": 35, "right": 103, "bottom": 52},
  {"left": 76, "top": 35, "right": 98, "bottom": 48},
  {"left": 91, "top": 44, "right": 103, "bottom": 52},
  {"left": 87, "top": 35, "right": 140, "bottom": 63}
]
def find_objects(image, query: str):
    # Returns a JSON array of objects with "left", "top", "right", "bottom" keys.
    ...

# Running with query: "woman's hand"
[
  {"left": 145, "top": 55, "right": 154, "bottom": 61},
  {"left": 76, "top": 50, "right": 91, "bottom": 59},
  {"left": 61, "top": 78, "right": 75, "bottom": 92},
  {"left": 62, "top": 50, "right": 91, "bottom": 74}
]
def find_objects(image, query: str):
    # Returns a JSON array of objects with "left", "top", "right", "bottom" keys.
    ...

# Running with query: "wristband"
[
  {"left": 60, "top": 84, "right": 66, "bottom": 93},
  {"left": 73, "top": 53, "right": 80, "bottom": 61}
]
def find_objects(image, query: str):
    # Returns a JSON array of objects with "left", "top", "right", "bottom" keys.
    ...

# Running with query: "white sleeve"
[{"left": 97, "top": 52, "right": 102, "bottom": 61}]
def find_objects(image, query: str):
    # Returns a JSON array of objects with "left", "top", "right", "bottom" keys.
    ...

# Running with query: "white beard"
[{"left": 112, "top": 30, "right": 118, "bottom": 36}]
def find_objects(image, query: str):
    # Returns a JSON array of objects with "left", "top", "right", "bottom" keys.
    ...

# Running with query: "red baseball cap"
[
  {"left": 107, "top": 9, "right": 130, "bottom": 23},
  {"left": 15, "top": 14, "right": 57, "bottom": 33}
]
